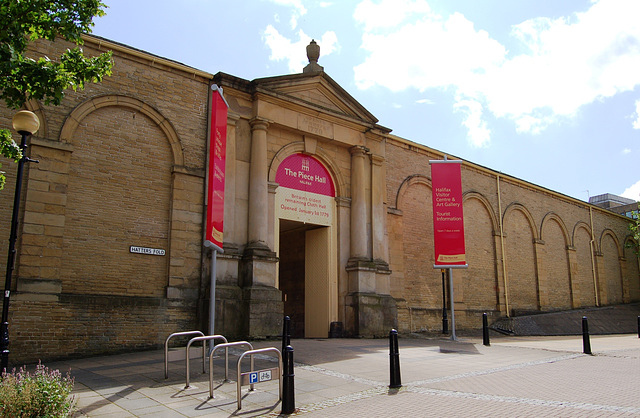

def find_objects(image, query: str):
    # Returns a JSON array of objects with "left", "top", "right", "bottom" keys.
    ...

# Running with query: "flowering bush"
[{"left": 0, "top": 362, "right": 75, "bottom": 417}]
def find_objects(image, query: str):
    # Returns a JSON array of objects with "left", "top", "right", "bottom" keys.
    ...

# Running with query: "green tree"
[{"left": 0, "top": 0, "right": 113, "bottom": 189}]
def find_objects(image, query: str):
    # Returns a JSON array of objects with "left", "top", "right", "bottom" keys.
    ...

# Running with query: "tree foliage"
[
  {"left": 0, "top": 0, "right": 113, "bottom": 109},
  {"left": 0, "top": 0, "right": 113, "bottom": 189},
  {"left": 0, "top": 130, "right": 21, "bottom": 190}
]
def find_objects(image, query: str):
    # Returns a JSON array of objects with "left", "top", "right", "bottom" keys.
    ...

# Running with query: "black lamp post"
[{"left": 1, "top": 110, "right": 40, "bottom": 373}]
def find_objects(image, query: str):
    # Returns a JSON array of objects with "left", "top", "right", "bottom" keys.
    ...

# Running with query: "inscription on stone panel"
[{"left": 298, "top": 115, "right": 333, "bottom": 139}]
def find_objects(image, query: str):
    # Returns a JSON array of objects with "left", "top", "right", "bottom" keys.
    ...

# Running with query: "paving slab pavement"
[{"left": 42, "top": 333, "right": 640, "bottom": 417}]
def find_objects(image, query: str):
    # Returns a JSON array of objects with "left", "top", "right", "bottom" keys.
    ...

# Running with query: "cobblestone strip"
[
  {"left": 595, "top": 349, "right": 640, "bottom": 359},
  {"left": 409, "top": 353, "right": 582, "bottom": 385},
  {"left": 296, "top": 364, "right": 384, "bottom": 386},
  {"left": 288, "top": 386, "right": 390, "bottom": 415},
  {"left": 405, "top": 386, "right": 640, "bottom": 414}
]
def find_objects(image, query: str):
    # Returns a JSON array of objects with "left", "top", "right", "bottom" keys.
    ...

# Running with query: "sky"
[{"left": 91, "top": 0, "right": 640, "bottom": 203}]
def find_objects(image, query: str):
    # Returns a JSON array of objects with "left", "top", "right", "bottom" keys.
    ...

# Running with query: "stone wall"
[
  {"left": 0, "top": 36, "right": 211, "bottom": 364},
  {"left": 385, "top": 136, "right": 640, "bottom": 332},
  {"left": 0, "top": 35, "right": 637, "bottom": 364}
]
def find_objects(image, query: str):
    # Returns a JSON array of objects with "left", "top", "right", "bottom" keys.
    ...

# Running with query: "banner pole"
[
  {"left": 449, "top": 267, "right": 456, "bottom": 341},
  {"left": 209, "top": 250, "right": 217, "bottom": 351},
  {"left": 205, "top": 84, "right": 227, "bottom": 351},
  {"left": 430, "top": 158, "right": 466, "bottom": 341}
]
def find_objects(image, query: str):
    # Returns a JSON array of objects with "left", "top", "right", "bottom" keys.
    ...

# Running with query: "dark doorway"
[
  {"left": 279, "top": 220, "right": 306, "bottom": 338},
  {"left": 279, "top": 219, "right": 332, "bottom": 338}
]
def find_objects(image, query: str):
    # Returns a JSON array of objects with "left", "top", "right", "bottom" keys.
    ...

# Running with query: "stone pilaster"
[
  {"left": 567, "top": 246, "right": 578, "bottom": 308},
  {"left": 349, "top": 146, "right": 368, "bottom": 260},
  {"left": 619, "top": 255, "right": 630, "bottom": 303},
  {"left": 14, "top": 138, "right": 72, "bottom": 302},
  {"left": 167, "top": 165, "right": 205, "bottom": 300},
  {"left": 345, "top": 148, "right": 396, "bottom": 337},
  {"left": 239, "top": 117, "right": 281, "bottom": 338},
  {"left": 371, "top": 154, "right": 388, "bottom": 264},
  {"left": 594, "top": 251, "right": 606, "bottom": 305},
  {"left": 534, "top": 239, "right": 546, "bottom": 310},
  {"left": 493, "top": 231, "right": 508, "bottom": 314},
  {"left": 247, "top": 117, "right": 270, "bottom": 249}
]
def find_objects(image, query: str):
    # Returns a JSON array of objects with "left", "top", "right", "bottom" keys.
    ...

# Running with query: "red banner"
[
  {"left": 431, "top": 160, "right": 466, "bottom": 267},
  {"left": 205, "top": 86, "right": 228, "bottom": 251}
]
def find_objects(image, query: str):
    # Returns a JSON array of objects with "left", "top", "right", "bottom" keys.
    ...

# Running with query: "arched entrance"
[{"left": 275, "top": 153, "right": 337, "bottom": 338}]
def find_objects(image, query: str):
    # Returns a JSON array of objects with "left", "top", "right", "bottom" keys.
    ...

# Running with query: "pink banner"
[
  {"left": 431, "top": 161, "right": 466, "bottom": 267},
  {"left": 205, "top": 87, "right": 228, "bottom": 251},
  {"left": 275, "top": 153, "right": 335, "bottom": 196}
]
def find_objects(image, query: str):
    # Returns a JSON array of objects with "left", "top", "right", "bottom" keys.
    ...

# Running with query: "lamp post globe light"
[{"left": 1, "top": 110, "right": 40, "bottom": 373}]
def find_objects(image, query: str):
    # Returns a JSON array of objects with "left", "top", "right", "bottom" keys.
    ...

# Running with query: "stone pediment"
[{"left": 253, "top": 72, "right": 380, "bottom": 126}]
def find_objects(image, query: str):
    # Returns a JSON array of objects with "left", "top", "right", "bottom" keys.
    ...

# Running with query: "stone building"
[
  {"left": 0, "top": 35, "right": 638, "bottom": 364},
  {"left": 589, "top": 193, "right": 639, "bottom": 218}
]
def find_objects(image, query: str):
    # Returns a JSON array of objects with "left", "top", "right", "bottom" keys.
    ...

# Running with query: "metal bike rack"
[
  {"left": 208, "top": 341, "right": 253, "bottom": 398},
  {"left": 236, "top": 347, "right": 282, "bottom": 410},
  {"left": 185, "top": 334, "right": 228, "bottom": 388},
  {"left": 164, "top": 331, "right": 204, "bottom": 379}
]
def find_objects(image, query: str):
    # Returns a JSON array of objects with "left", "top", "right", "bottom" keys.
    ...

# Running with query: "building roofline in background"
[
  {"left": 82, "top": 33, "right": 214, "bottom": 80},
  {"left": 589, "top": 193, "right": 637, "bottom": 206}
]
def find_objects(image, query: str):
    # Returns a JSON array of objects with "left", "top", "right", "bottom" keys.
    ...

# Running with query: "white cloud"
[
  {"left": 454, "top": 98, "right": 491, "bottom": 147},
  {"left": 267, "top": 0, "right": 307, "bottom": 29},
  {"left": 354, "top": 11, "right": 505, "bottom": 92},
  {"left": 621, "top": 180, "right": 640, "bottom": 201},
  {"left": 489, "top": 1, "right": 640, "bottom": 119},
  {"left": 268, "top": 0, "right": 307, "bottom": 12},
  {"left": 319, "top": 32, "right": 339, "bottom": 56},
  {"left": 353, "top": 0, "right": 640, "bottom": 147},
  {"left": 623, "top": 148, "right": 632, "bottom": 154},
  {"left": 633, "top": 99, "right": 640, "bottom": 129},
  {"left": 263, "top": 25, "right": 338, "bottom": 73},
  {"left": 354, "top": 0, "right": 432, "bottom": 32}
]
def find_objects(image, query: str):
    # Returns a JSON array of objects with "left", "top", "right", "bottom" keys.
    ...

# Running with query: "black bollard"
[
  {"left": 637, "top": 316, "right": 639, "bottom": 339},
  {"left": 282, "top": 316, "right": 291, "bottom": 355},
  {"left": 482, "top": 313, "right": 490, "bottom": 346},
  {"left": 389, "top": 329, "right": 402, "bottom": 388},
  {"left": 282, "top": 345, "right": 296, "bottom": 414},
  {"left": 582, "top": 316, "right": 592, "bottom": 355}
]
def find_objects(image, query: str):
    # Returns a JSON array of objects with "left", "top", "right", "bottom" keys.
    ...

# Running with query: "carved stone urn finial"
[
  {"left": 303, "top": 39, "right": 324, "bottom": 74},
  {"left": 307, "top": 39, "right": 320, "bottom": 64}
]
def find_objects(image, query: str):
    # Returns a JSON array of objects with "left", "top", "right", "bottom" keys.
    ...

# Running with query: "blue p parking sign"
[
  {"left": 240, "top": 368, "right": 277, "bottom": 386},
  {"left": 237, "top": 348, "right": 282, "bottom": 410}
]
